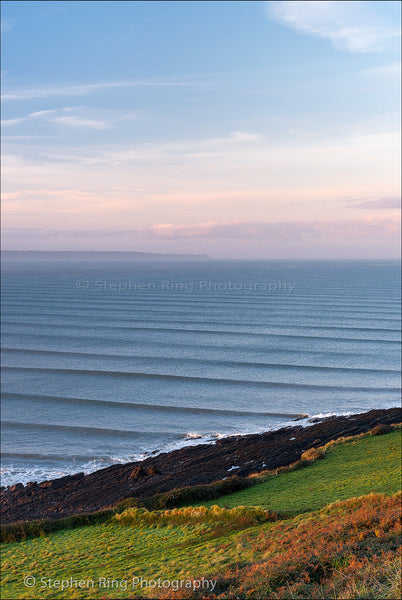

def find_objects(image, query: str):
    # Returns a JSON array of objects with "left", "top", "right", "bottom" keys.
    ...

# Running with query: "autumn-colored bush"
[
  {"left": 300, "top": 446, "right": 326, "bottom": 462},
  {"left": 155, "top": 492, "right": 401, "bottom": 599},
  {"left": 370, "top": 424, "right": 393, "bottom": 436}
]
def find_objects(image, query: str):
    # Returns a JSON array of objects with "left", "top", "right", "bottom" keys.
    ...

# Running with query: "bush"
[
  {"left": 370, "top": 424, "right": 393, "bottom": 436},
  {"left": 114, "top": 504, "right": 278, "bottom": 527},
  {"left": 301, "top": 447, "right": 326, "bottom": 462},
  {"left": 137, "top": 476, "right": 255, "bottom": 510},
  {"left": 0, "top": 509, "right": 114, "bottom": 544}
]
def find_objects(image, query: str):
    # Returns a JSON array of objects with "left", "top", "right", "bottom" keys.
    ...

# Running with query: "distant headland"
[{"left": 2, "top": 250, "right": 211, "bottom": 261}]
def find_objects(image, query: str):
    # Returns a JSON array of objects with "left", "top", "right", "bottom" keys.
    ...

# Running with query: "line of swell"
[
  {"left": 0, "top": 393, "right": 308, "bottom": 418},
  {"left": 1, "top": 420, "right": 182, "bottom": 438},
  {"left": 2, "top": 306, "right": 400, "bottom": 323},
  {"left": 1, "top": 323, "right": 400, "bottom": 343},
  {"left": 1, "top": 452, "right": 110, "bottom": 462},
  {"left": 3, "top": 367, "right": 400, "bottom": 391},
  {"left": 2, "top": 315, "right": 400, "bottom": 333},
  {"left": 2, "top": 289, "right": 400, "bottom": 305},
  {"left": 1, "top": 348, "right": 400, "bottom": 374},
  {"left": 2, "top": 333, "right": 398, "bottom": 355},
  {"left": 2, "top": 300, "right": 401, "bottom": 315},
  {"left": 2, "top": 294, "right": 401, "bottom": 307}
]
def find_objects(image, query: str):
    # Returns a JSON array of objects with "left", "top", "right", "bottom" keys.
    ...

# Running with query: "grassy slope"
[
  {"left": 200, "top": 429, "right": 402, "bottom": 514},
  {"left": 1, "top": 429, "right": 401, "bottom": 599}
]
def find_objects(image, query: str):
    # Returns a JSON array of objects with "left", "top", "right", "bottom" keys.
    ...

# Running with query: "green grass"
[
  {"left": 1, "top": 516, "right": 263, "bottom": 599},
  {"left": 199, "top": 428, "right": 402, "bottom": 514},
  {"left": 1, "top": 428, "right": 401, "bottom": 599}
]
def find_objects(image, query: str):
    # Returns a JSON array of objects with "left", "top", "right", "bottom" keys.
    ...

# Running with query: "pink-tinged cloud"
[
  {"left": 351, "top": 196, "right": 401, "bottom": 209},
  {"left": 147, "top": 222, "right": 318, "bottom": 240},
  {"left": 143, "top": 217, "right": 400, "bottom": 239},
  {"left": 3, "top": 216, "right": 400, "bottom": 241}
]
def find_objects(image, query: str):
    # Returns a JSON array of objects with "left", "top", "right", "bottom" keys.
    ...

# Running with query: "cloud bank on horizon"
[{"left": 1, "top": 0, "right": 400, "bottom": 258}]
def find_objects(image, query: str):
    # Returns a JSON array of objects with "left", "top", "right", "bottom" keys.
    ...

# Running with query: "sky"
[{"left": 1, "top": 0, "right": 401, "bottom": 258}]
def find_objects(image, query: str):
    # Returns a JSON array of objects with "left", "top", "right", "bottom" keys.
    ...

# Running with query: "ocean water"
[{"left": 1, "top": 258, "right": 401, "bottom": 486}]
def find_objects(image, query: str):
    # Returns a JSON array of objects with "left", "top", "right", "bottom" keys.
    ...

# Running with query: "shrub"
[
  {"left": 370, "top": 424, "right": 393, "bottom": 436},
  {"left": 136, "top": 476, "right": 255, "bottom": 510},
  {"left": 114, "top": 504, "right": 278, "bottom": 528},
  {"left": 0, "top": 509, "right": 114, "bottom": 544},
  {"left": 301, "top": 447, "right": 326, "bottom": 462}
]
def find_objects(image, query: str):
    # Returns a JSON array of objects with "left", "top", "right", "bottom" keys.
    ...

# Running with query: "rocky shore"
[{"left": 1, "top": 407, "right": 400, "bottom": 525}]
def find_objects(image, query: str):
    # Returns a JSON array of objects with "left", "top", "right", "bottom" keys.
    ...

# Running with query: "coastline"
[
  {"left": 1, "top": 406, "right": 400, "bottom": 525},
  {"left": 0, "top": 411, "right": 312, "bottom": 489}
]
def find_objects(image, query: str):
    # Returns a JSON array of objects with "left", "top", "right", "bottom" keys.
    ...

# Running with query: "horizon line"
[{"left": 2, "top": 250, "right": 401, "bottom": 261}]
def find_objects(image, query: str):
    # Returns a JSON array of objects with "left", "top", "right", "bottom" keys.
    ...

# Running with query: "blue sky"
[{"left": 1, "top": 1, "right": 401, "bottom": 258}]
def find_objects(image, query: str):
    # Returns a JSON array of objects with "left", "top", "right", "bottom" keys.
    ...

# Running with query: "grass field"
[
  {"left": 1, "top": 428, "right": 401, "bottom": 599},
  {"left": 200, "top": 428, "right": 402, "bottom": 514}
]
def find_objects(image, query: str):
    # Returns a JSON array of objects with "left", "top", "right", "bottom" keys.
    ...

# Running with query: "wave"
[
  {"left": 1, "top": 420, "right": 184, "bottom": 439},
  {"left": 2, "top": 289, "right": 400, "bottom": 308},
  {"left": 1, "top": 348, "right": 400, "bottom": 374},
  {"left": 0, "top": 392, "right": 307, "bottom": 418},
  {"left": 3, "top": 367, "right": 400, "bottom": 392},
  {"left": 0, "top": 337, "right": 395, "bottom": 362},
  {"left": 1, "top": 452, "right": 111, "bottom": 462},
  {"left": 2, "top": 296, "right": 401, "bottom": 315},
  {"left": 2, "top": 315, "right": 401, "bottom": 334},
  {"left": 2, "top": 308, "right": 400, "bottom": 330},
  {"left": 0, "top": 341, "right": 395, "bottom": 361},
  {"left": 1, "top": 322, "right": 400, "bottom": 343}
]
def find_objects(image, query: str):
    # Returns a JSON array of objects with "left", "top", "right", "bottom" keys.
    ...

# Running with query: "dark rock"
[
  {"left": 50, "top": 473, "right": 85, "bottom": 489},
  {"left": 8, "top": 483, "right": 24, "bottom": 492},
  {"left": 147, "top": 465, "right": 160, "bottom": 476},
  {"left": 129, "top": 466, "right": 146, "bottom": 480},
  {"left": 217, "top": 437, "right": 236, "bottom": 445}
]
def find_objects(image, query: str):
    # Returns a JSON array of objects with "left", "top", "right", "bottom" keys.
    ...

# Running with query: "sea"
[{"left": 1, "top": 256, "right": 401, "bottom": 487}]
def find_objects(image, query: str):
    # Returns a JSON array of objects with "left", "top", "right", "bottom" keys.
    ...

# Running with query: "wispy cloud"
[
  {"left": 1, "top": 117, "right": 26, "bottom": 126},
  {"left": 2, "top": 109, "right": 59, "bottom": 126},
  {"left": 14, "top": 129, "right": 265, "bottom": 166},
  {"left": 2, "top": 77, "right": 212, "bottom": 101},
  {"left": 213, "top": 131, "right": 264, "bottom": 144},
  {"left": 52, "top": 116, "right": 110, "bottom": 129},
  {"left": 101, "top": 131, "right": 265, "bottom": 162},
  {"left": 2, "top": 107, "right": 112, "bottom": 129},
  {"left": 351, "top": 196, "right": 401, "bottom": 209},
  {"left": 266, "top": 1, "right": 401, "bottom": 53}
]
